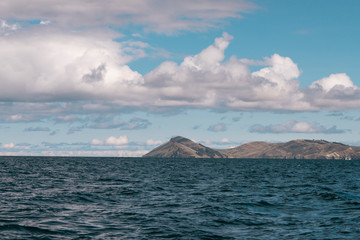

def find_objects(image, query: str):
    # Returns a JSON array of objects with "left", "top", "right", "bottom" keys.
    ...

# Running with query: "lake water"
[{"left": 0, "top": 156, "right": 360, "bottom": 239}]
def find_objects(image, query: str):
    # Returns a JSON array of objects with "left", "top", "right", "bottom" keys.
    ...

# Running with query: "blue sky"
[{"left": 0, "top": 0, "right": 359, "bottom": 156}]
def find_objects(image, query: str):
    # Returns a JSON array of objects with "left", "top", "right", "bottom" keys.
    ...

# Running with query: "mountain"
[
  {"left": 142, "top": 136, "right": 226, "bottom": 158},
  {"left": 222, "top": 139, "right": 360, "bottom": 159},
  {"left": 143, "top": 137, "right": 360, "bottom": 159}
]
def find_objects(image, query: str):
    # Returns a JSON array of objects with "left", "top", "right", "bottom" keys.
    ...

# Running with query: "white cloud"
[
  {"left": 250, "top": 120, "right": 346, "bottom": 134},
  {"left": 144, "top": 33, "right": 360, "bottom": 111},
  {"left": 182, "top": 32, "right": 233, "bottom": 69},
  {"left": 91, "top": 136, "right": 129, "bottom": 146},
  {"left": 0, "top": 31, "right": 359, "bottom": 115},
  {"left": 106, "top": 136, "right": 129, "bottom": 145},
  {"left": 146, "top": 139, "right": 163, "bottom": 146},
  {"left": 90, "top": 139, "right": 105, "bottom": 145},
  {"left": 0, "top": 0, "right": 255, "bottom": 33},
  {"left": 144, "top": 33, "right": 310, "bottom": 111},
  {"left": 2, "top": 142, "right": 15, "bottom": 148},
  {"left": 0, "top": 30, "right": 144, "bottom": 102},
  {"left": 40, "top": 20, "right": 51, "bottom": 25},
  {"left": 310, "top": 73, "right": 355, "bottom": 92},
  {"left": 304, "top": 73, "right": 360, "bottom": 110}
]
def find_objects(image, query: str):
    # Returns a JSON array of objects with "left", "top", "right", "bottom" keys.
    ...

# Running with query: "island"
[{"left": 143, "top": 136, "right": 360, "bottom": 159}]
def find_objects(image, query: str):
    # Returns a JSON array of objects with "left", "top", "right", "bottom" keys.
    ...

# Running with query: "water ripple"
[{"left": 1, "top": 157, "right": 360, "bottom": 239}]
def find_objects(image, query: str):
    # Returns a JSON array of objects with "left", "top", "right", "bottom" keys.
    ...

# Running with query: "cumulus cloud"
[
  {"left": 250, "top": 120, "right": 346, "bottom": 134},
  {"left": 106, "top": 136, "right": 129, "bottom": 145},
  {"left": 0, "top": 30, "right": 144, "bottom": 102},
  {"left": 144, "top": 33, "right": 311, "bottom": 111},
  {"left": 0, "top": 31, "right": 359, "bottom": 114},
  {"left": 310, "top": 73, "right": 355, "bottom": 92},
  {"left": 0, "top": 0, "right": 255, "bottom": 33},
  {"left": 144, "top": 33, "right": 359, "bottom": 111},
  {"left": 303, "top": 73, "right": 360, "bottom": 110},
  {"left": 208, "top": 123, "right": 227, "bottom": 132},
  {"left": 91, "top": 135, "right": 129, "bottom": 146}
]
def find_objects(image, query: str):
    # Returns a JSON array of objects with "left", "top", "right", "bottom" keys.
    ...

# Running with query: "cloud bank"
[
  {"left": 0, "top": 0, "right": 255, "bottom": 33},
  {"left": 0, "top": 31, "right": 359, "bottom": 115}
]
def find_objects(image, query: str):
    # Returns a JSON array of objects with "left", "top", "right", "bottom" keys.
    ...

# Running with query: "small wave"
[
  {"left": 119, "top": 187, "right": 140, "bottom": 195},
  {"left": 256, "top": 200, "right": 274, "bottom": 206},
  {"left": 0, "top": 224, "right": 57, "bottom": 234},
  {"left": 76, "top": 194, "right": 96, "bottom": 203},
  {"left": 214, "top": 218, "right": 269, "bottom": 227},
  {"left": 97, "top": 177, "right": 132, "bottom": 183},
  {"left": 345, "top": 201, "right": 360, "bottom": 206},
  {"left": 318, "top": 192, "right": 340, "bottom": 201}
]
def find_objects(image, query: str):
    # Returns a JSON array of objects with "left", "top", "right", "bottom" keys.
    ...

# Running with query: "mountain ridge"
[{"left": 143, "top": 136, "right": 360, "bottom": 159}]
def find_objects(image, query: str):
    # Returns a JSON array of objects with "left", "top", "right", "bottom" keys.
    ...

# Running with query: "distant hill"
[
  {"left": 142, "top": 136, "right": 226, "bottom": 158},
  {"left": 143, "top": 136, "right": 360, "bottom": 159}
]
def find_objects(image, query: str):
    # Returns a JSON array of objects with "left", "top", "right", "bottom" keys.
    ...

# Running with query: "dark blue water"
[{"left": 1, "top": 157, "right": 360, "bottom": 239}]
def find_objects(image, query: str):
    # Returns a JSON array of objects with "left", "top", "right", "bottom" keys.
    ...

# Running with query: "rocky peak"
[{"left": 170, "top": 136, "right": 191, "bottom": 143}]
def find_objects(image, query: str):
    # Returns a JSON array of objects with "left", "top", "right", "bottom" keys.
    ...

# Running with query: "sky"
[{"left": 0, "top": 0, "right": 359, "bottom": 156}]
